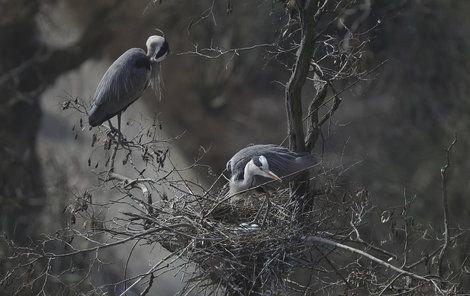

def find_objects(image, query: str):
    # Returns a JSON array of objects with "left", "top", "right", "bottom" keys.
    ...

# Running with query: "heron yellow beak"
[{"left": 266, "top": 171, "right": 282, "bottom": 182}]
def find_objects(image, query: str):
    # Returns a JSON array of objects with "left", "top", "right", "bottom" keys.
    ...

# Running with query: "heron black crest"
[
  {"left": 154, "top": 40, "right": 169, "bottom": 60},
  {"left": 252, "top": 156, "right": 263, "bottom": 168}
]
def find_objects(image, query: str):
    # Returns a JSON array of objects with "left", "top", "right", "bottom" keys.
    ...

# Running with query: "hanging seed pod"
[{"left": 62, "top": 101, "right": 70, "bottom": 110}]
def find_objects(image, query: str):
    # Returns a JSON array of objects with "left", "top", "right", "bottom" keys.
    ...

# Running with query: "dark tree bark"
[
  {"left": 284, "top": 1, "right": 317, "bottom": 214},
  {"left": 285, "top": 2, "right": 317, "bottom": 153}
]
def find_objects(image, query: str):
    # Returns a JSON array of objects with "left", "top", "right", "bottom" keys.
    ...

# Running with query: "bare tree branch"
[
  {"left": 437, "top": 134, "right": 457, "bottom": 277},
  {"left": 304, "top": 236, "right": 445, "bottom": 294}
]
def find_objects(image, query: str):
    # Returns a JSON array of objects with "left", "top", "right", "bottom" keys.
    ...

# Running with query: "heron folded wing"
[
  {"left": 89, "top": 48, "right": 151, "bottom": 126},
  {"left": 263, "top": 151, "right": 316, "bottom": 180},
  {"left": 228, "top": 144, "right": 316, "bottom": 182}
]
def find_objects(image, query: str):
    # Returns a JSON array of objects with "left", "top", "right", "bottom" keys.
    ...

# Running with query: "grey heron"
[
  {"left": 88, "top": 35, "right": 169, "bottom": 131},
  {"left": 226, "top": 144, "right": 317, "bottom": 195}
]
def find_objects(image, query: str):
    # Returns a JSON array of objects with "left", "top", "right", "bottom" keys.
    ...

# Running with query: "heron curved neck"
[
  {"left": 240, "top": 161, "right": 257, "bottom": 190},
  {"left": 229, "top": 161, "right": 256, "bottom": 194}
]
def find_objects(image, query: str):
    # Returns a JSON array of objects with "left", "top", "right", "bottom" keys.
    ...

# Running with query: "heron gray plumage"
[
  {"left": 226, "top": 144, "right": 317, "bottom": 195},
  {"left": 88, "top": 35, "right": 169, "bottom": 130}
]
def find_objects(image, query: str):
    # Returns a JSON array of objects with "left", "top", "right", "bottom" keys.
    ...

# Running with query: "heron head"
[
  {"left": 248, "top": 156, "right": 282, "bottom": 181},
  {"left": 146, "top": 35, "right": 170, "bottom": 63}
]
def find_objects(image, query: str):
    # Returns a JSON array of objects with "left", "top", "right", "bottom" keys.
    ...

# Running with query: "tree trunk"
[
  {"left": 284, "top": 2, "right": 317, "bottom": 216},
  {"left": 0, "top": 0, "right": 45, "bottom": 243}
]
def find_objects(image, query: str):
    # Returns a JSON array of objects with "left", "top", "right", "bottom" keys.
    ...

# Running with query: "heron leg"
[
  {"left": 116, "top": 113, "right": 126, "bottom": 142},
  {"left": 108, "top": 119, "right": 116, "bottom": 131}
]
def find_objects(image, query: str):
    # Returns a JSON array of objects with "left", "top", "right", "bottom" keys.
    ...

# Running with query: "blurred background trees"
[{"left": 1, "top": 0, "right": 470, "bottom": 294}]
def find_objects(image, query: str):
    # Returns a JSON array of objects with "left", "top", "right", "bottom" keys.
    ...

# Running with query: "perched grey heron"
[
  {"left": 226, "top": 144, "right": 317, "bottom": 195},
  {"left": 88, "top": 35, "right": 169, "bottom": 131}
]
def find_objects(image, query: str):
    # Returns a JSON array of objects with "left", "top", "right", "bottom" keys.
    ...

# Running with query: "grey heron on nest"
[
  {"left": 226, "top": 144, "right": 317, "bottom": 196},
  {"left": 88, "top": 35, "right": 169, "bottom": 132}
]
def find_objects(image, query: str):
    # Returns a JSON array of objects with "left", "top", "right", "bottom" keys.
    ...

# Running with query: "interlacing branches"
[
  {"left": 1, "top": 112, "right": 467, "bottom": 294},
  {"left": 2, "top": 1, "right": 470, "bottom": 295}
]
